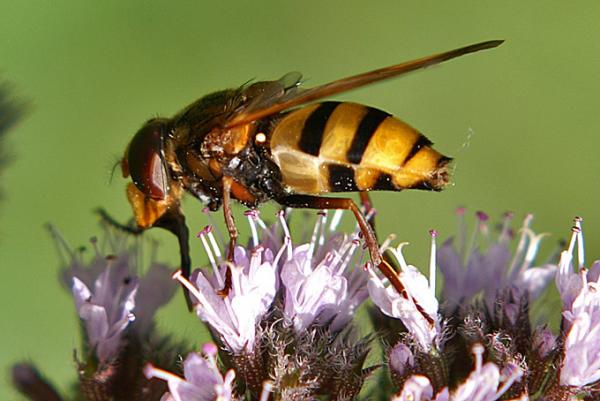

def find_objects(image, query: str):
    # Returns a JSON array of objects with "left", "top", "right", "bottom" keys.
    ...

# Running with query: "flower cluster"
[
  {"left": 11, "top": 210, "right": 600, "bottom": 401},
  {"left": 173, "top": 210, "right": 373, "bottom": 398},
  {"left": 12, "top": 228, "right": 189, "bottom": 401}
]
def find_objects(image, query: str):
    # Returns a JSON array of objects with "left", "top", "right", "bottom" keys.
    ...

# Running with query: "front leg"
[
  {"left": 96, "top": 208, "right": 145, "bottom": 235},
  {"left": 217, "top": 176, "right": 237, "bottom": 296},
  {"left": 98, "top": 183, "right": 193, "bottom": 310},
  {"left": 222, "top": 176, "right": 238, "bottom": 260}
]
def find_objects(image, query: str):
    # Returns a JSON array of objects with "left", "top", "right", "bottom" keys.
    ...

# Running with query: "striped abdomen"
[{"left": 269, "top": 101, "right": 451, "bottom": 195}]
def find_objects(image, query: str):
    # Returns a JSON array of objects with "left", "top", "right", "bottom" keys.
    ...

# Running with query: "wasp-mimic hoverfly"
[{"left": 99, "top": 40, "right": 503, "bottom": 307}]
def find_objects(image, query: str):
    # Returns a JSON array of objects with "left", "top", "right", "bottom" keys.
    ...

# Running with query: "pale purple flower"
[
  {"left": 181, "top": 210, "right": 369, "bottom": 343},
  {"left": 64, "top": 240, "right": 177, "bottom": 363},
  {"left": 368, "top": 233, "right": 440, "bottom": 350},
  {"left": 145, "top": 343, "right": 236, "bottom": 401},
  {"left": 71, "top": 266, "right": 137, "bottom": 363},
  {"left": 438, "top": 211, "right": 557, "bottom": 312},
  {"left": 393, "top": 344, "right": 525, "bottom": 401},
  {"left": 280, "top": 211, "right": 368, "bottom": 332},
  {"left": 389, "top": 343, "right": 415, "bottom": 378},
  {"left": 556, "top": 220, "right": 589, "bottom": 314},
  {"left": 451, "top": 344, "right": 524, "bottom": 401},
  {"left": 175, "top": 228, "right": 278, "bottom": 353},
  {"left": 556, "top": 222, "right": 600, "bottom": 387},
  {"left": 531, "top": 326, "right": 557, "bottom": 359},
  {"left": 391, "top": 375, "right": 447, "bottom": 401},
  {"left": 561, "top": 306, "right": 600, "bottom": 387}
]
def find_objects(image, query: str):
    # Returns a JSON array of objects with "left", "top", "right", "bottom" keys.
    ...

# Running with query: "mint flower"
[
  {"left": 393, "top": 345, "right": 523, "bottom": 401},
  {"left": 437, "top": 211, "right": 557, "bottom": 313},
  {"left": 450, "top": 345, "right": 523, "bottom": 401},
  {"left": 174, "top": 223, "right": 278, "bottom": 354},
  {"left": 380, "top": 213, "right": 599, "bottom": 400},
  {"left": 13, "top": 228, "right": 187, "bottom": 401},
  {"left": 59, "top": 231, "right": 178, "bottom": 363},
  {"left": 556, "top": 222, "right": 600, "bottom": 388},
  {"left": 71, "top": 267, "right": 137, "bottom": 363},
  {"left": 13, "top": 210, "right": 600, "bottom": 401},
  {"left": 280, "top": 211, "right": 369, "bottom": 332},
  {"left": 367, "top": 231, "right": 441, "bottom": 350},
  {"left": 175, "top": 209, "right": 374, "bottom": 398},
  {"left": 145, "top": 343, "right": 238, "bottom": 401}
]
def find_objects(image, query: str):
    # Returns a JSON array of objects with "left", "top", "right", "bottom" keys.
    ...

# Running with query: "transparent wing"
[
  {"left": 225, "top": 40, "right": 503, "bottom": 129},
  {"left": 237, "top": 71, "right": 303, "bottom": 114}
]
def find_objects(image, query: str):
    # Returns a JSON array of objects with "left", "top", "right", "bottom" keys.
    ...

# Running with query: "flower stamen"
[
  {"left": 259, "top": 381, "right": 274, "bottom": 401},
  {"left": 203, "top": 207, "right": 226, "bottom": 247},
  {"left": 207, "top": 228, "right": 223, "bottom": 261},
  {"left": 277, "top": 210, "right": 292, "bottom": 261},
  {"left": 337, "top": 238, "right": 360, "bottom": 276},
  {"left": 568, "top": 225, "right": 579, "bottom": 256},
  {"left": 574, "top": 216, "right": 585, "bottom": 269},
  {"left": 329, "top": 209, "right": 344, "bottom": 232},
  {"left": 507, "top": 213, "right": 533, "bottom": 274},
  {"left": 245, "top": 210, "right": 260, "bottom": 248},
  {"left": 499, "top": 211, "right": 514, "bottom": 243},
  {"left": 172, "top": 270, "right": 221, "bottom": 319},
  {"left": 429, "top": 229, "right": 438, "bottom": 297},
  {"left": 143, "top": 363, "right": 184, "bottom": 384},
  {"left": 197, "top": 226, "right": 224, "bottom": 289},
  {"left": 308, "top": 211, "right": 326, "bottom": 261},
  {"left": 463, "top": 211, "right": 486, "bottom": 266},
  {"left": 318, "top": 210, "right": 328, "bottom": 246},
  {"left": 379, "top": 233, "right": 396, "bottom": 253},
  {"left": 472, "top": 343, "right": 484, "bottom": 372}
]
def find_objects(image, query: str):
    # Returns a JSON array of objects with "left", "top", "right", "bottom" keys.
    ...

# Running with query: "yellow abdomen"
[{"left": 269, "top": 101, "right": 451, "bottom": 195}]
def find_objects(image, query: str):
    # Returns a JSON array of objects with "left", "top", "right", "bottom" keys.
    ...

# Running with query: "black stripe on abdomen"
[
  {"left": 373, "top": 172, "right": 397, "bottom": 191},
  {"left": 346, "top": 107, "right": 390, "bottom": 164},
  {"left": 298, "top": 101, "right": 339, "bottom": 156},
  {"left": 403, "top": 134, "right": 433, "bottom": 165},
  {"left": 328, "top": 164, "right": 358, "bottom": 192}
]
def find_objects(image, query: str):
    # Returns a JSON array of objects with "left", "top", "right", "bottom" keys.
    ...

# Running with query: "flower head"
[
  {"left": 174, "top": 224, "right": 278, "bottom": 353},
  {"left": 368, "top": 232, "right": 441, "bottom": 350},
  {"left": 437, "top": 211, "right": 557, "bottom": 313},
  {"left": 175, "top": 210, "right": 370, "bottom": 351},
  {"left": 280, "top": 211, "right": 369, "bottom": 332},
  {"left": 145, "top": 343, "right": 237, "bottom": 401},
  {"left": 174, "top": 209, "right": 375, "bottom": 398},
  {"left": 16, "top": 210, "right": 600, "bottom": 401},
  {"left": 44, "top": 227, "right": 184, "bottom": 401},
  {"left": 556, "top": 221, "right": 600, "bottom": 388},
  {"left": 71, "top": 262, "right": 137, "bottom": 363},
  {"left": 57, "top": 230, "right": 178, "bottom": 362}
]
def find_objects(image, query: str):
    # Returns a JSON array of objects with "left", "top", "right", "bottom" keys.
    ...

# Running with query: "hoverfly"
[{"left": 100, "top": 40, "right": 503, "bottom": 306}]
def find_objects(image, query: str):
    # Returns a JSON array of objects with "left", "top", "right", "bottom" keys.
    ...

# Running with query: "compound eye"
[{"left": 127, "top": 120, "right": 169, "bottom": 199}]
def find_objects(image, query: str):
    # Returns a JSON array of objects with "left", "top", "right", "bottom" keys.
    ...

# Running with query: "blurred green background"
[{"left": 1, "top": 1, "right": 599, "bottom": 399}]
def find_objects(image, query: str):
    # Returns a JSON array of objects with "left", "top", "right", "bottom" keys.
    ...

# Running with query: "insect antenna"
[{"left": 105, "top": 155, "right": 122, "bottom": 186}]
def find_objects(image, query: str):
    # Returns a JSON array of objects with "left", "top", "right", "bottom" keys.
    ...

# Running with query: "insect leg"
[
  {"left": 358, "top": 192, "right": 400, "bottom": 271},
  {"left": 153, "top": 208, "right": 193, "bottom": 309},
  {"left": 96, "top": 208, "right": 145, "bottom": 235},
  {"left": 359, "top": 191, "right": 376, "bottom": 230},
  {"left": 96, "top": 207, "right": 194, "bottom": 310},
  {"left": 218, "top": 176, "right": 237, "bottom": 296},
  {"left": 276, "top": 194, "right": 408, "bottom": 296},
  {"left": 221, "top": 176, "right": 238, "bottom": 260}
]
